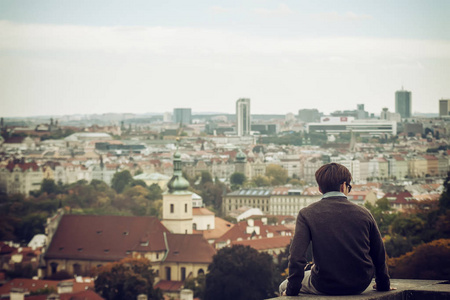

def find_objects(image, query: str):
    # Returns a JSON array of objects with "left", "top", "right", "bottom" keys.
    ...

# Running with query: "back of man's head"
[{"left": 315, "top": 163, "right": 352, "bottom": 194}]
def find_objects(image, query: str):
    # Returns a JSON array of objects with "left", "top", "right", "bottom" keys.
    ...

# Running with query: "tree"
[
  {"left": 183, "top": 274, "right": 206, "bottom": 298},
  {"left": 230, "top": 172, "right": 246, "bottom": 186},
  {"left": 40, "top": 179, "right": 59, "bottom": 195},
  {"left": 204, "top": 245, "right": 277, "bottom": 300},
  {"left": 384, "top": 235, "right": 413, "bottom": 258},
  {"left": 265, "top": 164, "right": 288, "bottom": 186},
  {"left": 111, "top": 170, "right": 134, "bottom": 193},
  {"left": 200, "top": 171, "right": 213, "bottom": 185},
  {"left": 94, "top": 257, "right": 162, "bottom": 300},
  {"left": 388, "top": 239, "right": 450, "bottom": 280},
  {"left": 252, "top": 175, "right": 271, "bottom": 187},
  {"left": 439, "top": 172, "right": 450, "bottom": 212}
]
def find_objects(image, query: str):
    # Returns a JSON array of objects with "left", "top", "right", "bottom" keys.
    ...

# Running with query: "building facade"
[
  {"left": 173, "top": 108, "right": 192, "bottom": 125},
  {"left": 236, "top": 98, "right": 251, "bottom": 136},
  {"left": 439, "top": 99, "right": 450, "bottom": 117},
  {"left": 395, "top": 88, "right": 412, "bottom": 119},
  {"left": 223, "top": 188, "right": 322, "bottom": 216}
]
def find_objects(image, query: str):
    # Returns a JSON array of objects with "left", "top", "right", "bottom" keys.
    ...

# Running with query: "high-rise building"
[
  {"left": 395, "top": 88, "right": 412, "bottom": 119},
  {"left": 236, "top": 98, "right": 251, "bottom": 136},
  {"left": 439, "top": 99, "right": 450, "bottom": 117},
  {"left": 173, "top": 108, "right": 192, "bottom": 124}
]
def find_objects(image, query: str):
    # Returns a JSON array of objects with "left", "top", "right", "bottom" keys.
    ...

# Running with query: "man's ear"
[
  {"left": 318, "top": 187, "right": 322, "bottom": 194},
  {"left": 339, "top": 182, "right": 345, "bottom": 193}
]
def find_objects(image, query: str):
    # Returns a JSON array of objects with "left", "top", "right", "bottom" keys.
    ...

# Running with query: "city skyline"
[{"left": 1, "top": 0, "right": 450, "bottom": 117}]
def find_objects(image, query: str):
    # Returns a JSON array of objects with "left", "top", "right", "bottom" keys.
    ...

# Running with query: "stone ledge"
[{"left": 267, "top": 279, "right": 450, "bottom": 300}]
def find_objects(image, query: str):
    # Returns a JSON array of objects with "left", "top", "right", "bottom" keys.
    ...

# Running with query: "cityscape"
[
  {"left": 1, "top": 1, "right": 450, "bottom": 300},
  {"left": 1, "top": 90, "right": 450, "bottom": 299}
]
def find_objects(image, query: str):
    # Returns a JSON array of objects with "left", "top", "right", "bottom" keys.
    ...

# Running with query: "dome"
[
  {"left": 236, "top": 149, "right": 247, "bottom": 162},
  {"left": 167, "top": 175, "right": 190, "bottom": 192}
]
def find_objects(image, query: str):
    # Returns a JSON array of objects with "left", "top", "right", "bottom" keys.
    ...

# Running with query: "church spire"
[{"left": 167, "top": 138, "right": 189, "bottom": 192}]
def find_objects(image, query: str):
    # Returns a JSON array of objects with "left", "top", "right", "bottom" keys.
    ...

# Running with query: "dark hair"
[{"left": 315, "top": 163, "right": 352, "bottom": 194}]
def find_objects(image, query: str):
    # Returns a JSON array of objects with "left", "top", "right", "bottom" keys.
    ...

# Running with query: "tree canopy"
[
  {"left": 265, "top": 164, "right": 288, "bottom": 186},
  {"left": 204, "top": 245, "right": 277, "bottom": 300},
  {"left": 94, "top": 257, "right": 162, "bottom": 300}
]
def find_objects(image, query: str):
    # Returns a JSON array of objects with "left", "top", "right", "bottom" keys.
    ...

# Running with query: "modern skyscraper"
[
  {"left": 173, "top": 108, "right": 192, "bottom": 124},
  {"left": 395, "top": 88, "right": 412, "bottom": 119},
  {"left": 439, "top": 99, "right": 450, "bottom": 117},
  {"left": 236, "top": 98, "right": 251, "bottom": 136}
]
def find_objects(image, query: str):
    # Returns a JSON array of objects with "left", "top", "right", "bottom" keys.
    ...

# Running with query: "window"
[
  {"left": 50, "top": 262, "right": 58, "bottom": 275},
  {"left": 193, "top": 223, "right": 197, "bottom": 230},
  {"left": 185, "top": 203, "right": 188, "bottom": 213},
  {"left": 198, "top": 269, "right": 205, "bottom": 276},
  {"left": 170, "top": 204, "right": 174, "bottom": 213},
  {"left": 73, "top": 263, "right": 82, "bottom": 275},
  {"left": 181, "top": 267, "right": 186, "bottom": 281},
  {"left": 165, "top": 267, "right": 171, "bottom": 281}
]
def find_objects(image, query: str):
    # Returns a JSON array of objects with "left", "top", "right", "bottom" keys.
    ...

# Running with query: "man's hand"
[{"left": 373, "top": 284, "right": 397, "bottom": 291}]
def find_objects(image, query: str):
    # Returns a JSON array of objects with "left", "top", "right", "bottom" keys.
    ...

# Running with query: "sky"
[{"left": 1, "top": 0, "right": 449, "bottom": 118}]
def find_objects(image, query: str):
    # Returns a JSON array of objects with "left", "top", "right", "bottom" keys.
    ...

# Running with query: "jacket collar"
[{"left": 322, "top": 191, "right": 347, "bottom": 199}]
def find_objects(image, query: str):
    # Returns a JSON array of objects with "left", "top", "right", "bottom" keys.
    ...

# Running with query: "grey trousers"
[{"left": 279, "top": 270, "right": 323, "bottom": 295}]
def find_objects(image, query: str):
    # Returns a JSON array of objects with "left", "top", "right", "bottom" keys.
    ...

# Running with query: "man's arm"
[
  {"left": 286, "top": 211, "right": 311, "bottom": 296},
  {"left": 369, "top": 215, "right": 390, "bottom": 291}
]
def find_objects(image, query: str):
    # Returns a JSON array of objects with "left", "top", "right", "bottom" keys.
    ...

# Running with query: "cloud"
[
  {"left": 1, "top": 21, "right": 449, "bottom": 61},
  {"left": 1, "top": 21, "right": 449, "bottom": 60},
  {"left": 313, "top": 11, "right": 373, "bottom": 22},
  {"left": 209, "top": 6, "right": 231, "bottom": 14},
  {"left": 254, "top": 4, "right": 294, "bottom": 17}
]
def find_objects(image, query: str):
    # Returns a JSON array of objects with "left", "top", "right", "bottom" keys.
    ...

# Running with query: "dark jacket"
[{"left": 286, "top": 195, "right": 390, "bottom": 296}]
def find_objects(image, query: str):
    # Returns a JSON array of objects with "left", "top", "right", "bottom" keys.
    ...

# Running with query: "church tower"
[{"left": 162, "top": 142, "right": 193, "bottom": 234}]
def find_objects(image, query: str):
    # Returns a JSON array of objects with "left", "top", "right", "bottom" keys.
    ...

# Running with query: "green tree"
[
  {"left": 230, "top": 172, "right": 246, "bottom": 186},
  {"left": 94, "top": 257, "right": 162, "bottom": 300},
  {"left": 111, "top": 170, "right": 134, "bottom": 193},
  {"left": 183, "top": 274, "right": 206, "bottom": 298},
  {"left": 252, "top": 175, "right": 271, "bottom": 187},
  {"left": 265, "top": 164, "right": 288, "bottom": 186},
  {"left": 384, "top": 235, "right": 413, "bottom": 258},
  {"left": 391, "top": 215, "right": 425, "bottom": 244},
  {"left": 204, "top": 245, "right": 277, "bottom": 300},
  {"left": 40, "top": 179, "right": 59, "bottom": 195},
  {"left": 439, "top": 172, "right": 450, "bottom": 212},
  {"left": 147, "top": 184, "right": 163, "bottom": 201},
  {"left": 200, "top": 171, "right": 213, "bottom": 185}
]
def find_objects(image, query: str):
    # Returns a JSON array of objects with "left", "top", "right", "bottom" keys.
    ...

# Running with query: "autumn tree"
[
  {"left": 94, "top": 257, "right": 162, "bottom": 300},
  {"left": 388, "top": 239, "right": 450, "bottom": 280},
  {"left": 251, "top": 175, "right": 271, "bottom": 187},
  {"left": 204, "top": 245, "right": 277, "bottom": 300},
  {"left": 265, "top": 164, "right": 288, "bottom": 186}
]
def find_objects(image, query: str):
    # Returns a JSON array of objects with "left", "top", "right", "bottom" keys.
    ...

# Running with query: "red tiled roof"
[
  {"left": 231, "top": 235, "right": 291, "bottom": 251},
  {"left": 154, "top": 280, "right": 184, "bottom": 292},
  {"left": 4, "top": 137, "right": 26, "bottom": 144},
  {"left": 194, "top": 217, "right": 233, "bottom": 240},
  {"left": 45, "top": 215, "right": 169, "bottom": 261},
  {"left": 384, "top": 191, "right": 414, "bottom": 204},
  {"left": 26, "top": 290, "right": 104, "bottom": 300},
  {"left": 192, "top": 208, "right": 214, "bottom": 216},
  {"left": 165, "top": 234, "right": 215, "bottom": 264},
  {"left": 0, "top": 278, "right": 58, "bottom": 295},
  {"left": 5, "top": 161, "right": 39, "bottom": 172},
  {"left": 216, "top": 219, "right": 292, "bottom": 243}
]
